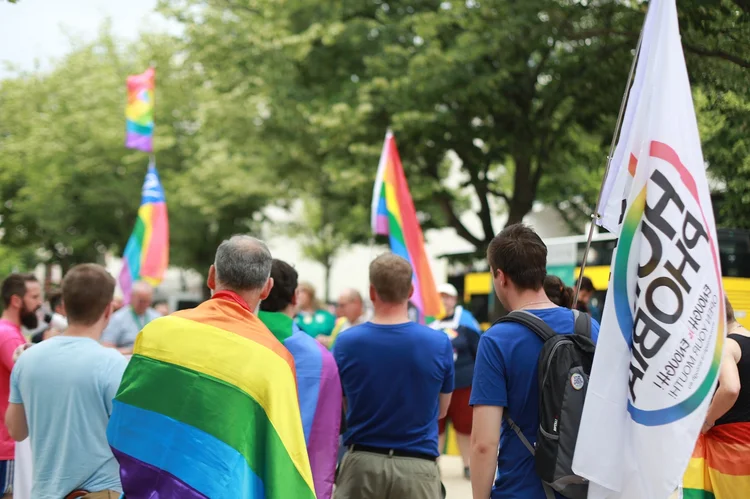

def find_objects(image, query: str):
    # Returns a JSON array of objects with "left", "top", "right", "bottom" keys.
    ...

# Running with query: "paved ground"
[{"left": 440, "top": 455, "right": 472, "bottom": 498}]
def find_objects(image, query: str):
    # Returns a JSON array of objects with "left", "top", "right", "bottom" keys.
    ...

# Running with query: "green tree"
[{"left": 161, "top": 0, "right": 748, "bottom": 256}]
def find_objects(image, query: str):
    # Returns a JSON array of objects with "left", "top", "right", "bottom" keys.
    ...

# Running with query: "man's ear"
[
  {"left": 260, "top": 277, "right": 274, "bottom": 301},
  {"left": 408, "top": 284, "right": 414, "bottom": 299},
  {"left": 9, "top": 295, "right": 21, "bottom": 311},
  {"left": 369, "top": 284, "right": 377, "bottom": 303},
  {"left": 291, "top": 286, "right": 298, "bottom": 307},
  {"left": 207, "top": 265, "right": 217, "bottom": 292}
]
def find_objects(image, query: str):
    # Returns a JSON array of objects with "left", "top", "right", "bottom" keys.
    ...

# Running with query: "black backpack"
[{"left": 496, "top": 309, "right": 595, "bottom": 499}]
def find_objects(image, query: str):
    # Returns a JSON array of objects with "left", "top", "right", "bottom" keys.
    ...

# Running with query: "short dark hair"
[
  {"left": 260, "top": 259, "right": 298, "bottom": 313},
  {"left": 726, "top": 296, "right": 736, "bottom": 324},
  {"left": 544, "top": 275, "right": 574, "bottom": 308},
  {"left": 62, "top": 264, "right": 115, "bottom": 326},
  {"left": 1, "top": 273, "right": 38, "bottom": 308},
  {"left": 579, "top": 276, "right": 595, "bottom": 293},
  {"left": 486, "top": 224, "right": 547, "bottom": 291},
  {"left": 47, "top": 289, "right": 63, "bottom": 312},
  {"left": 370, "top": 254, "right": 413, "bottom": 303}
]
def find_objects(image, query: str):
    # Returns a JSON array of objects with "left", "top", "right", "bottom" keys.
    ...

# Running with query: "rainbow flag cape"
[
  {"left": 126, "top": 67, "right": 155, "bottom": 152},
  {"left": 259, "top": 311, "right": 341, "bottom": 499},
  {"left": 370, "top": 131, "right": 443, "bottom": 321},
  {"left": 107, "top": 294, "right": 317, "bottom": 499},
  {"left": 683, "top": 422, "right": 750, "bottom": 498},
  {"left": 118, "top": 160, "right": 169, "bottom": 303}
]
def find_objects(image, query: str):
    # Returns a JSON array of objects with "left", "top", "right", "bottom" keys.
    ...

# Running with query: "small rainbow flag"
[
  {"left": 107, "top": 294, "right": 317, "bottom": 498},
  {"left": 126, "top": 67, "right": 155, "bottom": 152},
  {"left": 370, "top": 131, "right": 443, "bottom": 321},
  {"left": 682, "top": 422, "right": 750, "bottom": 498},
  {"left": 118, "top": 160, "right": 169, "bottom": 303}
]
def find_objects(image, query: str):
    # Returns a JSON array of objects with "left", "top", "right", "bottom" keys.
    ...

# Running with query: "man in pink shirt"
[{"left": 0, "top": 274, "right": 42, "bottom": 498}]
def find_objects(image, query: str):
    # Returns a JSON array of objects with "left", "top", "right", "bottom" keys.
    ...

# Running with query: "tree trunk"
[{"left": 323, "top": 258, "right": 332, "bottom": 304}]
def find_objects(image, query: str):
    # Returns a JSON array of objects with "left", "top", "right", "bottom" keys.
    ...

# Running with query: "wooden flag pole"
[{"left": 573, "top": 9, "right": 648, "bottom": 307}]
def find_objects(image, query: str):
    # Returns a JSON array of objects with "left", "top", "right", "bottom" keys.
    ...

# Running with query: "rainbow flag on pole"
[
  {"left": 126, "top": 67, "right": 155, "bottom": 152},
  {"left": 370, "top": 131, "right": 443, "bottom": 321},
  {"left": 107, "top": 295, "right": 317, "bottom": 498},
  {"left": 682, "top": 423, "right": 750, "bottom": 498},
  {"left": 118, "top": 160, "right": 169, "bottom": 303}
]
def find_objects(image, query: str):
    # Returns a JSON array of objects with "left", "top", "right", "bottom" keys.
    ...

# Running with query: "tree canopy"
[{"left": 0, "top": 0, "right": 748, "bottom": 278}]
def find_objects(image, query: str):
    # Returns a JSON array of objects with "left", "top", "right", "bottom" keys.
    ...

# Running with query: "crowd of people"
[{"left": 0, "top": 224, "right": 746, "bottom": 499}]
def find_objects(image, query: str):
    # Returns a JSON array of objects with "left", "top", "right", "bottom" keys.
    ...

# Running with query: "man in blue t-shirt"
[
  {"left": 333, "top": 253, "right": 454, "bottom": 499},
  {"left": 470, "top": 224, "right": 600, "bottom": 499},
  {"left": 6, "top": 264, "right": 127, "bottom": 499}
]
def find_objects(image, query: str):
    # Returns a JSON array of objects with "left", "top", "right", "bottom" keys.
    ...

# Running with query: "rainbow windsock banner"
[
  {"left": 683, "top": 422, "right": 750, "bottom": 498},
  {"left": 370, "top": 131, "right": 443, "bottom": 321},
  {"left": 126, "top": 67, "right": 155, "bottom": 152},
  {"left": 107, "top": 296, "right": 317, "bottom": 499},
  {"left": 572, "top": 1, "right": 725, "bottom": 498},
  {"left": 118, "top": 160, "right": 169, "bottom": 303}
]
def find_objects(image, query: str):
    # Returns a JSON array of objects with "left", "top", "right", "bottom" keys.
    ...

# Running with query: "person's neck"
[
  {"left": 216, "top": 288, "right": 261, "bottom": 314},
  {"left": 507, "top": 289, "right": 554, "bottom": 312},
  {"left": 301, "top": 306, "right": 315, "bottom": 314},
  {"left": 63, "top": 324, "right": 103, "bottom": 340},
  {"left": 131, "top": 306, "right": 148, "bottom": 317},
  {"left": 371, "top": 302, "right": 410, "bottom": 325},
  {"left": 281, "top": 305, "right": 296, "bottom": 319},
  {"left": 0, "top": 309, "right": 20, "bottom": 327}
]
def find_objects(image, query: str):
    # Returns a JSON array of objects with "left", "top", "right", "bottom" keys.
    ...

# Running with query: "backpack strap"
[
  {"left": 504, "top": 415, "right": 556, "bottom": 499},
  {"left": 497, "top": 310, "right": 558, "bottom": 343},
  {"left": 572, "top": 309, "right": 592, "bottom": 339}
]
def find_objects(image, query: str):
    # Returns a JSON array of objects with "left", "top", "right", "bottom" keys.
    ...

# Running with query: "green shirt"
[{"left": 295, "top": 309, "right": 336, "bottom": 337}]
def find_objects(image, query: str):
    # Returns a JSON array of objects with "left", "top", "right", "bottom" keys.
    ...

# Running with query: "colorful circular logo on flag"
[{"left": 611, "top": 142, "right": 724, "bottom": 427}]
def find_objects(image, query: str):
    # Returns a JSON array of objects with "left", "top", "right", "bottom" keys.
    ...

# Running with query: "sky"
[{"left": 0, "top": 0, "right": 172, "bottom": 77}]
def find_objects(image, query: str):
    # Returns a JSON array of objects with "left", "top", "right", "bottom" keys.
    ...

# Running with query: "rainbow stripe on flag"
[
  {"left": 683, "top": 422, "right": 750, "bottom": 498},
  {"left": 370, "top": 131, "right": 443, "bottom": 321},
  {"left": 118, "top": 160, "right": 169, "bottom": 303},
  {"left": 107, "top": 296, "right": 317, "bottom": 499},
  {"left": 126, "top": 67, "right": 155, "bottom": 152}
]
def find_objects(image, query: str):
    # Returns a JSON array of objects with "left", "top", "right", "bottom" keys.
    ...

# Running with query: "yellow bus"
[{"left": 456, "top": 228, "right": 750, "bottom": 330}]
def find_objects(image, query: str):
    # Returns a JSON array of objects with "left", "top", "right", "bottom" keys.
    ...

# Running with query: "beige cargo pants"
[{"left": 334, "top": 450, "right": 441, "bottom": 499}]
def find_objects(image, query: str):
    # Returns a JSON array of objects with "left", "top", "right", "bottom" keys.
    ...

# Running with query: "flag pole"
[{"left": 573, "top": 10, "right": 648, "bottom": 307}]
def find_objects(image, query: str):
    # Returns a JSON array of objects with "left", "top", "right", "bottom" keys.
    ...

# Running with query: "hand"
[
  {"left": 701, "top": 420, "right": 714, "bottom": 434},
  {"left": 12, "top": 343, "right": 32, "bottom": 363}
]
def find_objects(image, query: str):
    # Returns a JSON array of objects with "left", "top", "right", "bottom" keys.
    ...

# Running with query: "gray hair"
[{"left": 214, "top": 235, "right": 272, "bottom": 291}]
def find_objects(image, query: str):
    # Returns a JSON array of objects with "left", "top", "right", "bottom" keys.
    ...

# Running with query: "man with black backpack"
[{"left": 469, "top": 224, "right": 600, "bottom": 499}]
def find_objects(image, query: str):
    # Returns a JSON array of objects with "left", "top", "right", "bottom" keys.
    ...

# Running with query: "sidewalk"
[{"left": 440, "top": 455, "right": 472, "bottom": 498}]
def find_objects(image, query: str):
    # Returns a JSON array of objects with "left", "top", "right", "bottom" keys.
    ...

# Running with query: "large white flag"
[{"left": 572, "top": 1, "right": 726, "bottom": 498}]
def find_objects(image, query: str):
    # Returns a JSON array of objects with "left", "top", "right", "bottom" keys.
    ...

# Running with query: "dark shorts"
[
  {"left": 0, "top": 459, "right": 13, "bottom": 495},
  {"left": 439, "top": 385, "right": 473, "bottom": 435}
]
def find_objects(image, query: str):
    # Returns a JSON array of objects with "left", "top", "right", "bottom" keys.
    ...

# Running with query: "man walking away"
[
  {"left": 334, "top": 253, "right": 454, "bottom": 499},
  {"left": 6, "top": 264, "right": 126, "bottom": 499},
  {"left": 107, "top": 235, "right": 316, "bottom": 499},
  {"left": 259, "top": 259, "right": 341, "bottom": 499},
  {"left": 470, "top": 224, "right": 599, "bottom": 499},
  {"left": 100, "top": 281, "right": 159, "bottom": 355},
  {"left": 0, "top": 273, "right": 42, "bottom": 498}
]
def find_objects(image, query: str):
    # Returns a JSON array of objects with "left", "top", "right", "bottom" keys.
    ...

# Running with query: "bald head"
[
  {"left": 214, "top": 235, "right": 272, "bottom": 292},
  {"left": 130, "top": 281, "right": 153, "bottom": 315},
  {"left": 337, "top": 288, "right": 364, "bottom": 323}
]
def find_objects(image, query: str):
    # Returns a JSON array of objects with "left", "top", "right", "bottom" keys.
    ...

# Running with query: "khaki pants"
[
  {"left": 75, "top": 491, "right": 120, "bottom": 499},
  {"left": 335, "top": 450, "right": 441, "bottom": 499}
]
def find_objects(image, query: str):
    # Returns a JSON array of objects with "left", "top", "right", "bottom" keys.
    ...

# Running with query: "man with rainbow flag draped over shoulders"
[
  {"left": 106, "top": 235, "right": 317, "bottom": 499},
  {"left": 259, "top": 259, "right": 341, "bottom": 499}
]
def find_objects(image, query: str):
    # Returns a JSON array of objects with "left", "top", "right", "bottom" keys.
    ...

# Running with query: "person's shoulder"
[{"left": 109, "top": 306, "right": 131, "bottom": 322}]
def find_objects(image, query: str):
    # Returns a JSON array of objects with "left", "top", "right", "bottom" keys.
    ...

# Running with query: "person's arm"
[
  {"left": 468, "top": 332, "right": 508, "bottom": 498},
  {"left": 439, "top": 393, "right": 452, "bottom": 420},
  {"left": 440, "top": 335, "right": 455, "bottom": 420},
  {"left": 703, "top": 339, "right": 741, "bottom": 432},
  {"left": 7, "top": 360, "right": 28, "bottom": 441},
  {"left": 5, "top": 403, "right": 27, "bottom": 441},
  {"left": 471, "top": 405, "right": 502, "bottom": 499}
]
